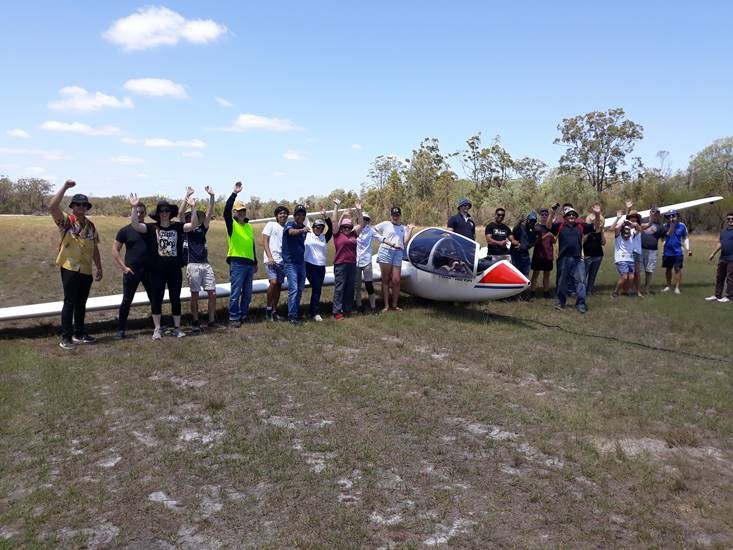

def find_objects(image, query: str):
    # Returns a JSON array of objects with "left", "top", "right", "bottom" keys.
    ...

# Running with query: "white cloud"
[
  {"left": 26, "top": 166, "right": 46, "bottom": 175},
  {"left": 48, "top": 86, "right": 134, "bottom": 113},
  {"left": 224, "top": 113, "right": 302, "bottom": 132},
  {"left": 104, "top": 6, "right": 228, "bottom": 51},
  {"left": 0, "top": 163, "right": 18, "bottom": 171},
  {"left": 121, "top": 137, "right": 138, "bottom": 144},
  {"left": 283, "top": 150, "right": 307, "bottom": 161},
  {"left": 109, "top": 155, "right": 144, "bottom": 165},
  {"left": 272, "top": 171, "right": 287, "bottom": 177},
  {"left": 7, "top": 129, "right": 30, "bottom": 139},
  {"left": 351, "top": 143, "right": 362, "bottom": 150},
  {"left": 182, "top": 151, "right": 204, "bottom": 158},
  {"left": 0, "top": 147, "right": 71, "bottom": 160},
  {"left": 124, "top": 78, "right": 188, "bottom": 98},
  {"left": 215, "top": 96, "right": 233, "bottom": 107},
  {"left": 40, "top": 120, "right": 121, "bottom": 136},
  {"left": 143, "top": 138, "right": 207, "bottom": 148}
]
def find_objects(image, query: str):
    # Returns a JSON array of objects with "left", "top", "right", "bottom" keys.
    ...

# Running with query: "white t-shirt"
[
  {"left": 262, "top": 221, "right": 284, "bottom": 264},
  {"left": 614, "top": 232, "right": 636, "bottom": 263},
  {"left": 356, "top": 225, "right": 378, "bottom": 267},
  {"left": 305, "top": 232, "right": 327, "bottom": 266},
  {"left": 374, "top": 221, "right": 405, "bottom": 251}
]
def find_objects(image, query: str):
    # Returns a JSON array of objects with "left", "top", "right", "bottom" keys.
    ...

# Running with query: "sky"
[{"left": 1, "top": 1, "right": 731, "bottom": 201}]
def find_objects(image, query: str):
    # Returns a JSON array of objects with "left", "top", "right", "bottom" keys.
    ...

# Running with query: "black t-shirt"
[
  {"left": 485, "top": 222, "right": 511, "bottom": 256},
  {"left": 511, "top": 223, "right": 537, "bottom": 257},
  {"left": 551, "top": 221, "right": 594, "bottom": 259},
  {"left": 447, "top": 213, "right": 476, "bottom": 241},
  {"left": 720, "top": 227, "right": 733, "bottom": 261},
  {"left": 583, "top": 230, "right": 604, "bottom": 257},
  {"left": 184, "top": 224, "right": 208, "bottom": 264},
  {"left": 115, "top": 224, "right": 154, "bottom": 270},
  {"left": 147, "top": 221, "right": 184, "bottom": 266},
  {"left": 641, "top": 222, "right": 666, "bottom": 250}
]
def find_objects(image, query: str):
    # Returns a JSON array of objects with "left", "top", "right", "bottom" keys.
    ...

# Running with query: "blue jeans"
[
  {"left": 584, "top": 256, "right": 603, "bottom": 294},
  {"left": 284, "top": 262, "right": 306, "bottom": 319},
  {"left": 305, "top": 262, "right": 325, "bottom": 316},
  {"left": 557, "top": 256, "right": 586, "bottom": 307},
  {"left": 229, "top": 262, "right": 254, "bottom": 321}
]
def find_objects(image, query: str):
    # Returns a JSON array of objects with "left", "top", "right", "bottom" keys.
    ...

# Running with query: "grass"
[{"left": 0, "top": 215, "right": 732, "bottom": 547}]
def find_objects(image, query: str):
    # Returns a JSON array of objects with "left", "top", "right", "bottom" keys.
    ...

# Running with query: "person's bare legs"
[
  {"left": 379, "top": 263, "right": 392, "bottom": 312},
  {"left": 390, "top": 266, "right": 402, "bottom": 310},
  {"left": 190, "top": 293, "right": 200, "bottom": 322},
  {"left": 542, "top": 271, "right": 550, "bottom": 292},
  {"left": 207, "top": 290, "right": 216, "bottom": 323},
  {"left": 674, "top": 268, "right": 682, "bottom": 291}
]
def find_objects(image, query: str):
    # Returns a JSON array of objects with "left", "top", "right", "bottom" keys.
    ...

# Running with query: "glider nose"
[{"left": 478, "top": 261, "right": 529, "bottom": 286}]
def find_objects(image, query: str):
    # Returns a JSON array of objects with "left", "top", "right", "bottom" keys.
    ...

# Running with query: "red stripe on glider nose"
[{"left": 479, "top": 262, "right": 527, "bottom": 285}]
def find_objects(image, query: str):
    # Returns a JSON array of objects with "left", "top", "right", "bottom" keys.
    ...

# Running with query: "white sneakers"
[
  {"left": 705, "top": 295, "right": 719, "bottom": 301},
  {"left": 661, "top": 286, "right": 671, "bottom": 292},
  {"left": 152, "top": 328, "right": 162, "bottom": 340},
  {"left": 313, "top": 314, "right": 323, "bottom": 322},
  {"left": 705, "top": 296, "right": 730, "bottom": 303},
  {"left": 674, "top": 288, "right": 681, "bottom": 295},
  {"left": 717, "top": 297, "right": 730, "bottom": 303}
]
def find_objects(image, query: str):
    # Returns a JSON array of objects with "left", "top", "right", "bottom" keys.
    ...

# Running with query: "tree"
[
  {"left": 554, "top": 108, "right": 644, "bottom": 193},
  {"left": 688, "top": 137, "right": 733, "bottom": 194},
  {"left": 458, "top": 134, "right": 515, "bottom": 209},
  {"left": 365, "top": 155, "right": 405, "bottom": 190}
]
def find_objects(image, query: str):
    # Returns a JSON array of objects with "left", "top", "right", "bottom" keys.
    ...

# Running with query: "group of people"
[
  {"left": 445, "top": 197, "right": 733, "bottom": 313},
  {"left": 48, "top": 180, "right": 733, "bottom": 349}
]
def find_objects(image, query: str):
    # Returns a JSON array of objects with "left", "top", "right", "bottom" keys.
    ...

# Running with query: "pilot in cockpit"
[{"left": 433, "top": 242, "right": 471, "bottom": 275}]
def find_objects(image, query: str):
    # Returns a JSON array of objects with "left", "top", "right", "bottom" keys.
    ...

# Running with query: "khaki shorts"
[
  {"left": 187, "top": 262, "right": 216, "bottom": 292},
  {"left": 357, "top": 263, "right": 373, "bottom": 282}
]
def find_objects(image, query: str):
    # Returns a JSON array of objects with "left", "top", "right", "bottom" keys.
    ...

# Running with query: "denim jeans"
[
  {"left": 333, "top": 263, "right": 356, "bottom": 314},
  {"left": 557, "top": 256, "right": 586, "bottom": 307},
  {"left": 305, "top": 262, "right": 325, "bottom": 316},
  {"left": 584, "top": 256, "right": 603, "bottom": 294},
  {"left": 283, "top": 262, "right": 306, "bottom": 319},
  {"left": 229, "top": 262, "right": 254, "bottom": 321}
]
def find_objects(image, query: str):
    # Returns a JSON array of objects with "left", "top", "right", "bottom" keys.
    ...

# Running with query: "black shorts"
[
  {"left": 531, "top": 256, "right": 553, "bottom": 272},
  {"left": 662, "top": 255, "right": 683, "bottom": 270}
]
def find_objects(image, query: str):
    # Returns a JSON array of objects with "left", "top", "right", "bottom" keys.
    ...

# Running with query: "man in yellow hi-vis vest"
[{"left": 224, "top": 181, "right": 257, "bottom": 327}]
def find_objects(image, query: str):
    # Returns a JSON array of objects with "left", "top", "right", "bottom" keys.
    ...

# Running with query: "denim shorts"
[
  {"left": 616, "top": 261, "right": 635, "bottom": 275},
  {"left": 377, "top": 246, "right": 403, "bottom": 266},
  {"left": 265, "top": 262, "right": 285, "bottom": 283}
]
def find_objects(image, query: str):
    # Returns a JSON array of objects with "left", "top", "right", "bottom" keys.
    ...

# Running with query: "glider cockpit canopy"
[{"left": 407, "top": 228, "right": 477, "bottom": 278}]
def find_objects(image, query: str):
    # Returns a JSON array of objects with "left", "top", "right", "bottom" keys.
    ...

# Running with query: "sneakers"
[
  {"left": 576, "top": 304, "right": 588, "bottom": 314},
  {"left": 718, "top": 297, "right": 731, "bottom": 303},
  {"left": 288, "top": 318, "right": 301, "bottom": 326},
  {"left": 59, "top": 338, "right": 74, "bottom": 350},
  {"left": 229, "top": 320, "right": 241, "bottom": 329},
  {"left": 705, "top": 295, "right": 719, "bottom": 301},
  {"left": 191, "top": 321, "right": 201, "bottom": 333},
  {"left": 152, "top": 328, "right": 163, "bottom": 340},
  {"left": 72, "top": 334, "right": 96, "bottom": 344},
  {"left": 553, "top": 303, "right": 565, "bottom": 311},
  {"left": 674, "top": 288, "right": 681, "bottom": 295},
  {"left": 610, "top": 292, "right": 619, "bottom": 299},
  {"left": 313, "top": 314, "right": 323, "bottom": 322},
  {"left": 661, "top": 286, "right": 671, "bottom": 292},
  {"left": 113, "top": 331, "right": 125, "bottom": 340},
  {"left": 334, "top": 313, "right": 345, "bottom": 320},
  {"left": 172, "top": 328, "right": 186, "bottom": 338}
]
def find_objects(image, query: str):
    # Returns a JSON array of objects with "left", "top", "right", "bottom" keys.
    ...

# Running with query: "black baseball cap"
[
  {"left": 391, "top": 207, "right": 401, "bottom": 216},
  {"left": 294, "top": 204, "right": 307, "bottom": 215}
]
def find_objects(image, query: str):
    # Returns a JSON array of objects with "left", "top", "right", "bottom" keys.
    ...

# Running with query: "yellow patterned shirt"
[{"left": 55, "top": 213, "right": 99, "bottom": 275}]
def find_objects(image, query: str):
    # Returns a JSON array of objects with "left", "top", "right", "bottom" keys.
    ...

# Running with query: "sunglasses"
[
  {"left": 496, "top": 213, "right": 505, "bottom": 217},
  {"left": 159, "top": 209, "right": 171, "bottom": 213},
  {"left": 727, "top": 217, "right": 733, "bottom": 221}
]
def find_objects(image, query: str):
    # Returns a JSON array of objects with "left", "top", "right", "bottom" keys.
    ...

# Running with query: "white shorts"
[
  {"left": 187, "top": 262, "right": 216, "bottom": 292},
  {"left": 357, "top": 263, "right": 373, "bottom": 282},
  {"left": 641, "top": 249, "right": 657, "bottom": 273}
]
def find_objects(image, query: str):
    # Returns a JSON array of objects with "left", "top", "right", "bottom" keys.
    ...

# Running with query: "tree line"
[{"left": 1, "top": 108, "right": 731, "bottom": 230}]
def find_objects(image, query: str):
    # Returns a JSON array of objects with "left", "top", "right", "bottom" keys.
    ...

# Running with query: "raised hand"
[
  {"left": 186, "top": 196, "right": 196, "bottom": 207},
  {"left": 355, "top": 201, "right": 362, "bottom": 210},
  {"left": 64, "top": 179, "right": 76, "bottom": 189},
  {"left": 129, "top": 193, "right": 140, "bottom": 206},
  {"left": 185, "top": 186, "right": 195, "bottom": 197},
  {"left": 205, "top": 185, "right": 215, "bottom": 197},
  {"left": 233, "top": 181, "right": 242, "bottom": 194},
  {"left": 625, "top": 199, "right": 633, "bottom": 210},
  {"left": 333, "top": 198, "right": 341, "bottom": 205},
  {"left": 320, "top": 210, "right": 326, "bottom": 218}
]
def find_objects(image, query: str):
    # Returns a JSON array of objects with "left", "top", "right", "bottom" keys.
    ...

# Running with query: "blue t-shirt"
[
  {"left": 663, "top": 222, "right": 688, "bottom": 257},
  {"left": 720, "top": 227, "right": 733, "bottom": 262},
  {"left": 281, "top": 220, "right": 306, "bottom": 264}
]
